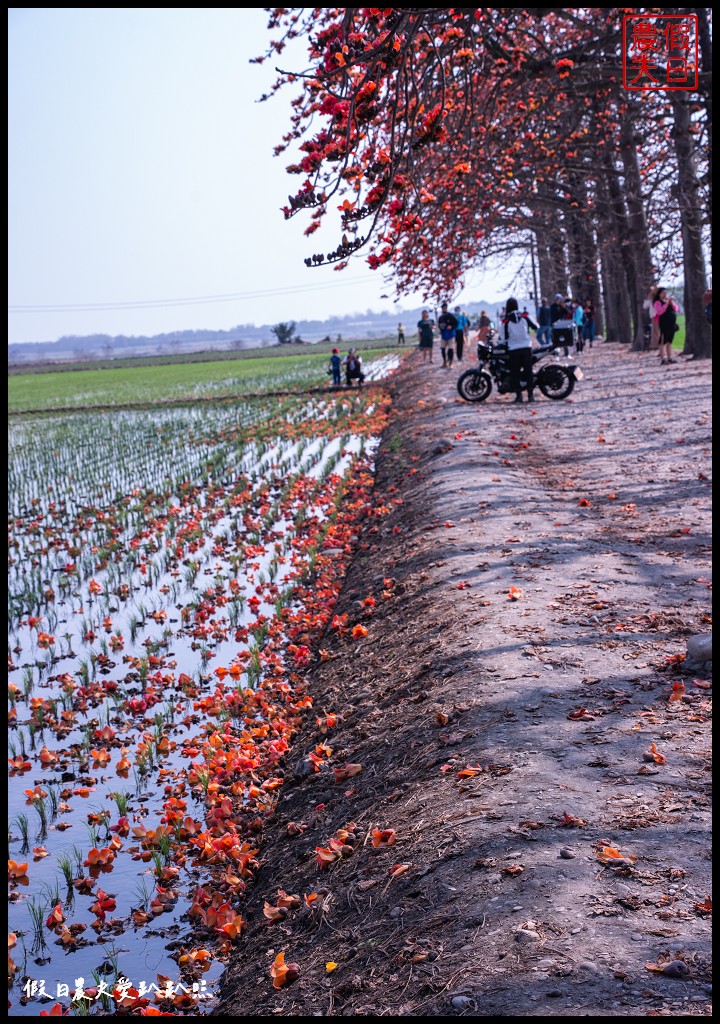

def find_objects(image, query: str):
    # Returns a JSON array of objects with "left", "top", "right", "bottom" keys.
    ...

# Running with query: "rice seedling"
[
  {"left": 57, "top": 852, "right": 74, "bottom": 890},
  {"left": 26, "top": 722, "right": 38, "bottom": 750},
  {"left": 183, "top": 562, "right": 200, "bottom": 587},
  {"left": 153, "top": 717, "right": 165, "bottom": 744},
  {"left": 39, "top": 878, "right": 61, "bottom": 909},
  {"left": 132, "top": 876, "right": 153, "bottom": 911},
  {"left": 71, "top": 995, "right": 92, "bottom": 1016},
  {"left": 22, "top": 668, "right": 34, "bottom": 698},
  {"left": 47, "top": 785, "right": 60, "bottom": 818},
  {"left": 109, "top": 791, "right": 130, "bottom": 816},
  {"left": 157, "top": 831, "right": 174, "bottom": 862},
  {"left": 14, "top": 813, "right": 30, "bottom": 853},
  {"left": 194, "top": 766, "right": 211, "bottom": 796},
  {"left": 71, "top": 845, "right": 84, "bottom": 877},
  {"left": 91, "top": 971, "right": 113, "bottom": 1012},
  {"left": 132, "top": 767, "right": 148, "bottom": 796},
  {"left": 81, "top": 723, "right": 94, "bottom": 752},
  {"left": 27, "top": 898, "right": 47, "bottom": 951},
  {"left": 246, "top": 647, "right": 262, "bottom": 689}
]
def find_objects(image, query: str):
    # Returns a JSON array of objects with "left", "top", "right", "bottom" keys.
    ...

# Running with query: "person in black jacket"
[
  {"left": 550, "top": 293, "right": 570, "bottom": 356},
  {"left": 437, "top": 302, "right": 459, "bottom": 367},
  {"left": 537, "top": 297, "right": 552, "bottom": 347}
]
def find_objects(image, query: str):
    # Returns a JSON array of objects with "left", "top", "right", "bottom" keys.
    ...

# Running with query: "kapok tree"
[{"left": 257, "top": 7, "right": 711, "bottom": 356}]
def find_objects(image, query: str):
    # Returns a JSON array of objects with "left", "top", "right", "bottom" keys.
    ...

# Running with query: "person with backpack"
[
  {"left": 437, "top": 302, "right": 459, "bottom": 368},
  {"left": 653, "top": 287, "right": 678, "bottom": 365},
  {"left": 343, "top": 347, "right": 365, "bottom": 386},
  {"left": 453, "top": 306, "right": 469, "bottom": 362},
  {"left": 500, "top": 297, "right": 538, "bottom": 404}
]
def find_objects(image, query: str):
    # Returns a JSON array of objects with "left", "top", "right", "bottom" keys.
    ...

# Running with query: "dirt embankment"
[{"left": 215, "top": 344, "right": 712, "bottom": 1017}]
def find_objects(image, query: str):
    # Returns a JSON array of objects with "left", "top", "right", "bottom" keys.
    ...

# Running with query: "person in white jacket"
[{"left": 499, "top": 297, "right": 538, "bottom": 404}]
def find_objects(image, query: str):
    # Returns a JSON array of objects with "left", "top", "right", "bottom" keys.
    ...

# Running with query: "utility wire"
[{"left": 8, "top": 274, "right": 389, "bottom": 314}]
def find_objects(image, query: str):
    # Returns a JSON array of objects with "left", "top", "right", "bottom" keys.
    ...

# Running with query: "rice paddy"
[{"left": 8, "top": 351, "right": 403, "bottom": 1015}]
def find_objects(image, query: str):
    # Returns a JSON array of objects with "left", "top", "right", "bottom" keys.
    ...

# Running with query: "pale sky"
[{"left": 8, "top": 8, "right": 521, "bottom": 345}]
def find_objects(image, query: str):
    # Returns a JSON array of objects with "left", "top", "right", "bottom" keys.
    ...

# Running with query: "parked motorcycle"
[{"left": 457, "top": 336, "right": 582, "bottom": 403}]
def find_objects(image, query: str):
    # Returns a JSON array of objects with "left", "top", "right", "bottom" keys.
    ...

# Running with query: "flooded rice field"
[{"left": 8, "top": 364, "right": 398, "bottom": 1015}]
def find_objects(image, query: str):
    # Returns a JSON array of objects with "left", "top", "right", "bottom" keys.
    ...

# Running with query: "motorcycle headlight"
[{"left": 477, "top": 343, "right": 491, "bottom": 360}]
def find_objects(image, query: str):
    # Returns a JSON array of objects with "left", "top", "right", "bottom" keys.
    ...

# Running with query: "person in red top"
[{"left": 652, "top": 287, "right": 678, "bottom": 365}]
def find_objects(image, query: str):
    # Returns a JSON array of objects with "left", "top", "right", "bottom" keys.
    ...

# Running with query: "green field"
[
  {"left": 7, "top": 343, "right": 397, "bottom": 413},
  {"left": 672, "top": 314, "right": 686, "bottom": 351}
]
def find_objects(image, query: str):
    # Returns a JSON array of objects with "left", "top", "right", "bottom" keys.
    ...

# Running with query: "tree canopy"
[
  {"left": 256, "top": 8, "right": 712, "bottom": 356},
  {"left": 271, "top": 321, "right": 303, "bottom": 345}
]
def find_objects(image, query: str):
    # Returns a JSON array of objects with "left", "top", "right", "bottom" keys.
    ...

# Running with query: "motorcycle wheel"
[
  {"left": 536, "top": 364, "right": 575, "bottom": 400},
  {"left": 457, "top": 369, "right": 492, "bottom": 402}
]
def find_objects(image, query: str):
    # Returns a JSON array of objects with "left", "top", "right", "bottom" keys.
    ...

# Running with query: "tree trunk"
[
  {"left": 670, "top": 96, "right": 711, "bottom": 359},
  {"left": 620, "top": 114, "right": 655, "bottom": 351},
  {"left": 598, "top": 159, "right": 633, "bottom": 343},
  {"left": 694, "top": 7, "right": 712, "bottom": 225},
  {"left": 565, "top": 177, "right": 602, "bottom": 327},
  {"left": 536, "top": 229, "right": 554, "bottom": 301},
  {"left": 548, "top": 220, "right": 568, "bottom": 298}
]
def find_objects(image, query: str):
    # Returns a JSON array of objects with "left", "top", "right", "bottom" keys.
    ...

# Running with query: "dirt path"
[{"left": 215, "top": 343, "right": 712, "bottom": 1017}]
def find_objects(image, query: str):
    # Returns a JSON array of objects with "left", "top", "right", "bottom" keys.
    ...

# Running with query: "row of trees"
[{"left": 257, "top": 8, "right": 711, "bottom": 357}]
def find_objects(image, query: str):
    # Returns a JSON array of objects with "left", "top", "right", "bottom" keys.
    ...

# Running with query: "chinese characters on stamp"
[{"left": 623, "top": 14, "right": 698, "bottom": 91}]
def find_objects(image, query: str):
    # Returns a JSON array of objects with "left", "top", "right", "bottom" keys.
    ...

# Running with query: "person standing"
[
  {"left": 500, "top": 297, "right": 538, "bottom": 403},
  {"left": 478, "top": 310, "right": 492, "bottom": 342},
  {"left": 328, "top": 347, "right": 342, "bottom": 386},
  {"left": 550, "top": 293, "right": 570, "bottom": 356},
  {"left": 454, "top": 306, "right": 469, "bottom": 363},
  {"left": 572, "top": 300, "right": 585, "bottom": 352},
  {"left": 536, "top": 297, "right": 552, "bottom": 347},
  {"left": 582, "top": 299, "right": 595, "bottom": 349},
  {"left": 397, "top": 322, "right": 405, "bottom": 345},
  {"left": 437, "top": 302, "right": 459, "bottom": 368},
  {"left": 702, "top": 286, "right": 712, "bottom": 325},
  {"left": 417, "top": 309, "right": 436, "bottom": 364},
  {"left": 643, "top": 284, "right": 660, "bottom": 351},
  {"left": 550, "top": 293, "right": 567, "bottom": 324},
  {"left": 653, "top": 287, "right": 678, "bottom": 365}
]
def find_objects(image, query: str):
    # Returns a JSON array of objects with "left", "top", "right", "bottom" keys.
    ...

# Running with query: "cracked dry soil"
[{"left": 215, "top": 343, "right": 712, "bottom": 1017}]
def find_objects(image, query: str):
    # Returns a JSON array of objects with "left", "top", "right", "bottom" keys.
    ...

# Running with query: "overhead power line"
[{"left": 8, "top": 274, "right": 390, "bottom": 314}]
